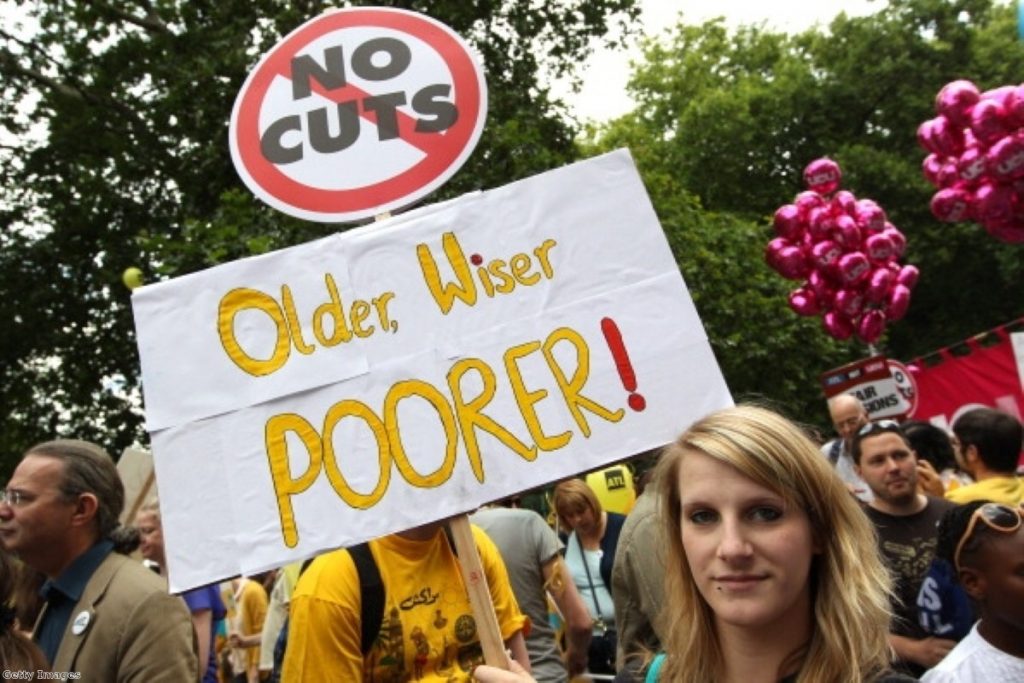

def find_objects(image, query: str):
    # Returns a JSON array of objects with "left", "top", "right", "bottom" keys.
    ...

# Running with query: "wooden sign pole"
[
  {"left": 447, "top": 514, "right": 509, "bottom": 668},
  {"left": 373, "top": 211, "right": 509, "bottom": 670}
]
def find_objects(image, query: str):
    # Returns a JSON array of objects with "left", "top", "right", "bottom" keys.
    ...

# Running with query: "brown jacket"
[{"left": 34, "top": 552, "right": 198, "bottom": 682}]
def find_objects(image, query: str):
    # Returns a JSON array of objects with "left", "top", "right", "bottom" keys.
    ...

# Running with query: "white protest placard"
[
  {"left": 229, "top": 7, "right": 487, "bottom": 222},
  {"left": 132, "top": 150, "right": 733, "bottom": 591}
]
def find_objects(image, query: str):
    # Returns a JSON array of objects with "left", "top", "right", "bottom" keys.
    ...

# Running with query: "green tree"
[
  {"left": 0, "top": 0, "right": 639, "bottom": 476},
  {"left": 586, "top": 0, "right": 1024, "bottom": 426}
]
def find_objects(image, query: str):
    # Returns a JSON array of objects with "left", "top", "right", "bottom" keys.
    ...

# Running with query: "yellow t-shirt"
[
  {"left": 283, "top": 525, "right": 525, "bottom": 682},
  {"left": 945, "top": 475, "right": 1023, "bottom": 505},
  {"left": 233, "top": 577, "right": 269, "bottom": 676}
]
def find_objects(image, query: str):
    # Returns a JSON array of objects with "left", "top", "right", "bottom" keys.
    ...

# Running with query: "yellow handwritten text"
[
  {"left": 417, "top": 232, "right": 558, "bottom": 314},
  {"left": 267, "top": 326, "right": 623, "bottom": 547},
  {"left": 217, "top": 274, "right": 397, "bottom": 376}
]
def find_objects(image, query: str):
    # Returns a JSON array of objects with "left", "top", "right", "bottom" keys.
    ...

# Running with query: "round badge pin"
[{"left": 71, "top": 610, "right": 91, "bottom": 635}]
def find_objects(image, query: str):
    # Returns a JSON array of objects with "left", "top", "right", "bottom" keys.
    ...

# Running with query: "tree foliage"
[
  {"left": 0, "top": 0, "right": 639, "bottom": 475},
  {"left": 586, "top": 0, "right": 1024, "bottom": 426}
]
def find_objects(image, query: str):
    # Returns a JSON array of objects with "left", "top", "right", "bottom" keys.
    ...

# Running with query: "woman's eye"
[
  {"left": 749, "top": 506, "right": 782, "bottom": 522},
  {"left": 688, "top": 509, "right": 718, "bottom": 525}
]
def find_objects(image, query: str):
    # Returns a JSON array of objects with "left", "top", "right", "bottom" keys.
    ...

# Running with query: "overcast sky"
[{"left": 565, "top": 0, "right": 882, "bottom": 122}]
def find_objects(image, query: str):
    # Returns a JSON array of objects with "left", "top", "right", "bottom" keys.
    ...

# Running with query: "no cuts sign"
[{"left": 229, "top": 8, "right": 487, "bottom": 222}]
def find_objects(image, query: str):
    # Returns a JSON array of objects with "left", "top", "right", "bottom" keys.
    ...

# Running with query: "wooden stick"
[{"left": 447, "top": 514, "right": 509, "bottom": 669}]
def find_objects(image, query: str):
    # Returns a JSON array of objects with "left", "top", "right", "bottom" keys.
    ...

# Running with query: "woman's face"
[
  {"left": 677, "top": 450, "right": 818, "bottom": 633},
  {"left": 561, "top": 502, "right": 598, "bottom": 536},
  {"left": 135, "top": 510, "right": 165, "bottom": 564}
]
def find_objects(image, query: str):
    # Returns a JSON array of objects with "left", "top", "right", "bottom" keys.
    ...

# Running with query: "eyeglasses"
[
  {"left": 0, "top": 488, "right": 32, "bottom": 507},
  {"left": 856, "top": 419, "right": 901, "bottom": 437},
  {"left": 953, "top": 503, "right": 1023, "bottom": 573}
]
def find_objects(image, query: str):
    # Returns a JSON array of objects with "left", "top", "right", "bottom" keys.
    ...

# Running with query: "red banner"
[{"left": 906, "top": 319, "right": 1024, "bottom": 440}]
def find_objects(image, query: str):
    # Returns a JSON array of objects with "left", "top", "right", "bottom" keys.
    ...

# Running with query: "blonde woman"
[{"left": 475, "top": 405, "right": 914, "bottom": 683}]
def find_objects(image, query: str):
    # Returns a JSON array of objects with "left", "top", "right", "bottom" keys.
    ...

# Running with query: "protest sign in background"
[
  {"left": 132, "top": 150, "right": 732, "bottom": 591},
  {"left": 905, "top": 318, "right": 1024, "bottom": 432},
  {"left": 820, "top": 355, "right": 913, "bottom": 420}
]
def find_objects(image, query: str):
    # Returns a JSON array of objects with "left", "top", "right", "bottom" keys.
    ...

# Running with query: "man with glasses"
[
  {"left": 822, "top": 393, "right": 874, "bottom": 502},
  {"left": 948, "top": 407, "right": 1023, "bottom": 505},
  {"left": 852, "top": 420, "right": 958, "bottom": 676},
  {"left": 921, "top": 501, "right": 1024, "bottom": 681},
  {"left": 0, "top": 439, "right": 197, "bottom": 680}
]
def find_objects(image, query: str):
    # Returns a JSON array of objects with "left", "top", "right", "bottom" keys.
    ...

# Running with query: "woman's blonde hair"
[
  {"left": 654, "top": 405, "right": 893, "bottom": 683},
  {"left": 551, "top": 478, "right": 604, "bottom": 532}
]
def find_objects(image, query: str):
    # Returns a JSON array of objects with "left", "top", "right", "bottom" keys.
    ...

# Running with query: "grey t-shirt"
[{"left": 471, "top": 507, "right": 566, "bottom": 683}]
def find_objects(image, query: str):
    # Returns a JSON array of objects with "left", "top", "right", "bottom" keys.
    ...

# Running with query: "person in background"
[
  {"left": 552, "top": 478, "right": 625, "bottom": 676},
  {"left": 136, "top": 498, "right": 227, "bottom": 683},
  {"left": 472, "top": 500, "right": 592, "bottom": 681},
  {"left": 821, "top": 394, "right": 874, "bottom": 502},
  {"left": 0, "top": 550, "right": 48, "bottom": 673},
  {"left": 474, "top": 405, "right": 914, "bottom": 683},
  {"left": 0, "top": 439, "right": 197, "bottom": 680},
  {"left": 852, "top": 420, "right": 958, "bottom": 676},
  {"left": 902, "top": 421, "right": 972, "bottom": 497},
  {"left": 260, "top": 561, "right": 301, "bottom": 682},
  {"left": 921, "top": 501, "right": 1024, "bottom": 681},
  {"left": 948, "top": 408, "right": 1023, "bottom": 505},
  {"left": 612, "top": 460, "right": 666, "bottom": 673},
  {"left": 283, "top": 519, "right": 529, "bottom": 682},
  {"left": 229, "top": 571, "right": 272, "bottom": 683}
]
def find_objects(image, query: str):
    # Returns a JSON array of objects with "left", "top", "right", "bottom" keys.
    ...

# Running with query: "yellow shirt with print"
[{"left": 282, "top": 525, "right": 526, "bottom": 682}]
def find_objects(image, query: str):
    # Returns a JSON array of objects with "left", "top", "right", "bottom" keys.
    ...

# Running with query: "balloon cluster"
[
  {"left": 919, "top": 80, "right": 1024, "bottom": 243},
  {"left": 765, "top": 158, "right": 918, "bottom": 344}
]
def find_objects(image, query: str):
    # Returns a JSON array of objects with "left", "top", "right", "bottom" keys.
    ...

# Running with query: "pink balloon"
[
  {"left": 987, "top": 134, "right": 1024, "bottom": 181},
  {"left": 834, "top": 287, "right": 866, "bottom": 318},
  {"left": 883, "top": 224, "right": 907, "bottom": 258},
  {"left": 970, "top": 99, "right": 1009, "bottom": 147},
  {"left": 958, "top": 146, "right": 988, "bottom": 185},
  {"left": 788, "top": 287, "right": 822, "bottom": 316},
  {"left": 974, "top": 182, "right": 1016, "bottom": 225},
  {"left": 811, "top": 239, "right": 844, "bottom": 271},
  {"left": 936, "top": 80, "right": 980, "bottom": 128},
  {"left": 917, "top": 119, "right": 939, "bottom": 155},
  {"left": 982, "top": 217, "right": 1024, "bottom": 243},
  {"left": 822, "top": 311, "right": 855, "bottom": 340},
  {"left": 922, "top": 154, "right": 944, "bottom": 186},
  {"left": 865, "top": 267, "right": 894, "bottom": 303},
  {"left": 896, "top": 264, "right": 920, "bottom": 290},
  {"left": 804, "top": 158, "right": 842, "bottom": 195},
  {"left": 864, "top": 232, "right": 895, "bottom": 265},
  {"left": 838, "top": 251, "right": 871, "bottom": 286},
  {"left": 981, "top": 85, "right": 1016, "bottom": 104},
  {"left": 807, "top": 205, "right": 837, "bottom": 241},
  {"left": 930, "top": 116, "right": 965, "bottom": 157},
  {"left": 936, "top": 161, "right": 961, "bottom": 188},
  {"left": 773, "top": 246, "right": 810, "bottom": 279},
  {"left": 857, "top": 310, "right": 887, "bottom": 344},
  {"left": 1003, "top": 84, "right": 1024, "bottom": 129},
  {"left": 886, "top": 284, "right": 912, "bottom": 321},
  {"left": 832, "top": 214, "right": 862, "bottom": 250},
  {"left": 808, "top": 268, "right": 837, "bottom": 303},
  {"left": 831, "top": 190, "right": 857, "bottom": 216},
  {"left": 773, "top": 204, "right": 804, "bottom": 240},
  {"left": 794, "top": 190, "right": 826, "bottom": 217},
  {"left": 854, "top": 199, "right": 887, "bottom": 233},
  {"left": 930, "top": 186, "right": 973, "bottom": 222}
]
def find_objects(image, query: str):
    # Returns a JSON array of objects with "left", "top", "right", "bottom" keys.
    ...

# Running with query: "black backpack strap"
[{"left": 349, "top": 542, "right": 384, "bottom": 656}]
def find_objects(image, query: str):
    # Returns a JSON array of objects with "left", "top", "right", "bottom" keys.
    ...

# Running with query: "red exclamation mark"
[{"left": 601, "top": 317, "right": 646, "bottom": 412}]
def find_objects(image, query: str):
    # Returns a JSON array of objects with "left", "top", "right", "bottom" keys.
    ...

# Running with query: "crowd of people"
[{"left": 0, "top": 401, "right": 1021, "bottom": 682}]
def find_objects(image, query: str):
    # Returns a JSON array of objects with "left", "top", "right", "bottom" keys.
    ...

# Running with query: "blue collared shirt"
[{"left": 35, "top": 539, "right": 114, "bottom": 664}]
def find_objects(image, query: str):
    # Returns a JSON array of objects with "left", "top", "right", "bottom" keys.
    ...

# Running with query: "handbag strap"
[{"left": 576, "top": 532, "right": 604, "bottom": 619}]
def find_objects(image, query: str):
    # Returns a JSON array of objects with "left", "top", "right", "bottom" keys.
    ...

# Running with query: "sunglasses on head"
[
  {"left": 953, "top": 503, "right": 1023, "bottom": 573},
  {"left": 856, "top": 419, "right": 901, "bottom": 437}
]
